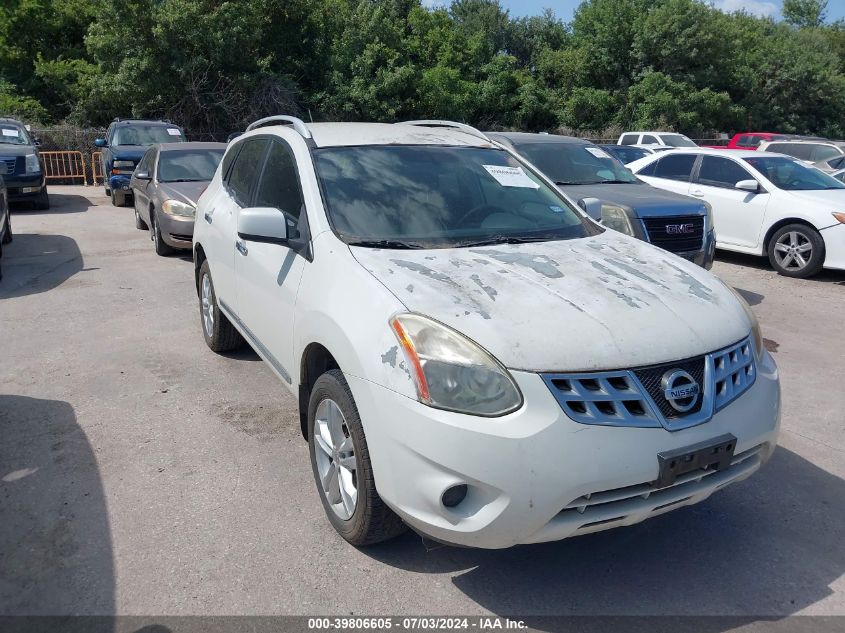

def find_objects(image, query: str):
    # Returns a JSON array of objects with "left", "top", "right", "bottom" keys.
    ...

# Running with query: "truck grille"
[
  {"left": 642, "top": 215, "right": 704, "bottom": 254},
  {"left": 0, "top": 157, "right": 18, "bottom": 176}
]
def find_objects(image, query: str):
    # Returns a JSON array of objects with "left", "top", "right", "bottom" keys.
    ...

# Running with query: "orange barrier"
[
  {"left": 91, "top": 151, "right": 104, "bottom": 184},
  {"left": 39, "top": 151, "right": 88, "bottom": 185}
]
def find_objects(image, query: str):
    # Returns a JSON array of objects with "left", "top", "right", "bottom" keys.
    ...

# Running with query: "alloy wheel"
[
  {"left": 201, "top": 273, "right": 214, "bottom": 336},
  {"left": 773, "top": 231, "right": 813, "bottom": 272},
  {"left": 313, "top": 398, "right": 358, "bottom": 520}
]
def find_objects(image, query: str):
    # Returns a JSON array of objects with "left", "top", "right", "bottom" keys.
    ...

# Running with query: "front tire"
[
  {"left": 34, "top": 188, "right": 49, "bottom": 210},
  {"left": 308, "top": 369, "right": 406, "bottom": 546},
  {"left": 768, "top": 224, "right": 825, "bottom": 278},
  {"left": 198, "top": 260, "right": 243, "bottom": 352},
  {"left": 135, "top": 205, "right": 148, "bottom": 230},
  {"left": 1, "top": 214, "right": 11, "bottom": 244},
  {"left": 151, "top": 212, "right": 174, "bottom": 256}
]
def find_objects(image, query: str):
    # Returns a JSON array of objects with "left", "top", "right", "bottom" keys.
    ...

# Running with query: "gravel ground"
[{"left": 1, "top": 186, "right": 843, "bottom": 620}]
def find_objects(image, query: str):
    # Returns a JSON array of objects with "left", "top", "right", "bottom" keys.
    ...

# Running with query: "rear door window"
[
  {"left": 619, "top": 134, "right": 639, "bottom": 145},
  {"left": 226, "top": 138, "right": 268, "bottom": 207},
  {"left": 696, "top": 156, "right": 753, "bottom": 189},
  {"left": 768, "top": 143, "right": 814, "bottom": 160},
  {"left": 652, "top": 154, "right": 697, "bottom": 181},
  {"left": 812, "top": 145, "right": 843, "bottom": 161},
  {"left": 641, "top": 134, "right": 659, "bottom": 145}
]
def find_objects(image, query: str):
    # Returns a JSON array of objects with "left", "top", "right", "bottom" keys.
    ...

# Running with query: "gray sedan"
[{"left": 130, "top": 142, "right": 226, "bottom": 255}]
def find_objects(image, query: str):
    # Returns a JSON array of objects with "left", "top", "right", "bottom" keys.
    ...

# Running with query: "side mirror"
[
  {"left": 94, "top": 138, "right": 107, "bottom": 148},
  {"left": 135, "top": 171, "right": 151, "bottom": 180},
  {"left": 33, "top": 138, "right": 42, "bottom": 146},
  {"left": 577, "top": 197, "right": 604, "bottom": 221},
  {"left": 237, "top": 207, "right": 288, "bottom": 244},
  {"left": 735, "top": 179, "right": 760, "bottom": 193}
]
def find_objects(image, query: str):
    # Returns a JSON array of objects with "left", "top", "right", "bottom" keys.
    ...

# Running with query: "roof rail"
[
  {"left": 400, "top": 120, "right": 490, "bottom": 142},
  {"left": 246, "top": 115, "right": 312, "bottom": 139}
]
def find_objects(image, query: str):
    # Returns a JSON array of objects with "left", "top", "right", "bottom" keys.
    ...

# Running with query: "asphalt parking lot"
[{"left": 1, "top": 186, "right": 844, "bottom": 619}]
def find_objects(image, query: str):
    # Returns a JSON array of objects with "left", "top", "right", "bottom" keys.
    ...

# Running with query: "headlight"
[
  {"left": 703, "top": 201, "right": 713, "bottom": 228},
  {"left": 389, "top": 313, "right": 523, "bottom": 416},
  {"left": 113, "top": 160, "right": 134, "bottom": 168},
  {"left": 726, "top": 286, "right": 764, "bottom": 361},
  {"left": 162, "top": 199, "right": 196, "bottom": 217},
  {"left": 600, "top": 204, "right": 636, "bottom": 236},
  {"left": 25, "top": 153, "right": 41, "bottom": 174}
]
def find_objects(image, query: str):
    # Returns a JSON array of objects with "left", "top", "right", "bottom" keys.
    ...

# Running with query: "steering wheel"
[{"left": 457, "top": 203, "right": 512, "bottom": 227}]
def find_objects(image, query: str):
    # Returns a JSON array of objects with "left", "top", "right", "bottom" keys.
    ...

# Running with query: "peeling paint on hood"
[{"left": 351, "top": 231, "right": 750, "bottom": 372}]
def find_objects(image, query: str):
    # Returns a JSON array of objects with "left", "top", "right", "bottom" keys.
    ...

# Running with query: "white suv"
[
  {"left": 193, "top": 117, "right": 780, "bottom": 549},
  {"left": 618, "top": 131, "right": 699, "bottom": 149}
]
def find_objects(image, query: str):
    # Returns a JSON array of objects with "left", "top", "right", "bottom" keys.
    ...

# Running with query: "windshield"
[
  {"left": 112, "top": 125, "right": 185, "bottom": 146},
  {"left": 660, "top": 134, "right": 697, "bottom": 148},
  {"left": 513, "top": 142, "right": 639, "bottom": 185},
  {"left": 0, "top": 123, "right": 31, "bottom": 145},
  {"left": 157, "top": 149, "right": 224, "bottom": 182},
  {"left": 314, "top": 146, "right": 598, "bottom": 248},
  {"left": 605, "top": 145, "right": 648, "bottom": 164},
  {"left": 744, "top": 156, "right": 845, "bottom": 190}
]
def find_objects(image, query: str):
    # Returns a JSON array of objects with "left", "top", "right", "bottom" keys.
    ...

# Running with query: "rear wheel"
[
  {"left": 308, "top": 369, "right": 406, "bottom": 546},
  {"left": 198, "top": 260, "right": 243, "bottom": 352},
  {"left": 768, "top": 224, "right": 825, "bottom": 278}
]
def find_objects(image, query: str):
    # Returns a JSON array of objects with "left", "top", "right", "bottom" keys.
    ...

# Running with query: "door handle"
[
  {"left": 203, "top": 211, "right": 213, "bottom": 224},
  {"left": 235, "top": 239, "right": 248, "bottom": 256},
  {"left": 690, "top": 189, "right": 705, "bottom": 197}
]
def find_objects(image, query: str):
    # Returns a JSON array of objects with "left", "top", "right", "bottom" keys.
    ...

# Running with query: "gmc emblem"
[{"left": 666, "top": 223, "right": 695, "bottom": 235}]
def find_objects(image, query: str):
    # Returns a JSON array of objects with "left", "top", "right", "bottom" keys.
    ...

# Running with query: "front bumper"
[
  {"left": 349, "top": 350, "right": 780, "bottom": 549},
  {"left": 821, "top": 222, "right": 845, "bottom": 271},
  {"left": 157, "top": 212, "right": 194, "bottom": 249},
  {"left": 5, "top": 173, "right": 46, "bottom": 201},
  {"left": 108, "top": 174, "right": 133, "bottom": 193}
]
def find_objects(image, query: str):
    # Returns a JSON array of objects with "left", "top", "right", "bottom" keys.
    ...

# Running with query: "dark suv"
[
  {"left": 95, "top": 119, "right": 186, "bottom": 207},
  {"left": 0, "top": 118, "right": 49, "bottom": 209},
  {"left": 489, "top": 132, "right": 716, "bottom": 268}
]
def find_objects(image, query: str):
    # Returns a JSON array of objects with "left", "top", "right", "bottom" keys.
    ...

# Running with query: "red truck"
[{"left": 702, "top": 132, "right": 817, "bottom": 150}]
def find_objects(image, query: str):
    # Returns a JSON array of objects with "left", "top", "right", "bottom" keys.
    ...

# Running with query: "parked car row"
[{"left": 162, "top": 116, "right": 782, "bottom": 549}]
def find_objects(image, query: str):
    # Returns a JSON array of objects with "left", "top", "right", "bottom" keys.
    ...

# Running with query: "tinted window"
[
  {"left": 641, "top": 135, "right": 658, "bottom": 144},
  {"left": 254, "top": 140, "right": 304, "bottom": 223},
  {"left": 745, "top": 156, "right": 845, "bottom": 190},
  {"left": 697, "top": 156, "right": 753, "bottom": 189},
  {"left": 158, "top": 149, "right": 224, "bottom": 182},
  {"left": 827, "top": 156, "right": 845, "bottom": 170},
  {"left": 0, "top": 122, "right": 31, "bottom": 145},
  {"left": 767, "top": 143, "right": 814, "bottom": 161},
  {"left": 812, "top": 145, "right": 843, "bottom": 161},
  {"left": 834, "top": 171, "right": 845, "bottom": 183},
  {"left": 652, "top": 154, "right": 697, "bottom": 181},
  {"left": 604, "top": 145, "right": 648, "bottom": 164},
  {"left": 136, "top": 148, "right": 155, "bottom": 173},
  {"left": 513, "top": 142, "right": 638, "bottom": 185},
  {"left": 111, "top": 125, "right": 185, "bottom": 146},
  {"left": 636, "top": 159, "right": 658, "bottom": 177},
  {"left": 659, "top": 134, "right": 697, "bottom": 148},
  {"left": 737, "top": 135, "right": 762, "bottom": 148},
  {"left": 619, "top": 134, "right": 639, "bottom": 145},
  {"left": 226, "top": 139, "right": 268, "bottom": 206},
  {"left": 314, "top": 146, "right": 597, "bottom": 248}
]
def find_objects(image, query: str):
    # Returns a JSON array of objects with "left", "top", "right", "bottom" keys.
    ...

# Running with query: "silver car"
[{"left": 130, "top": 142, "right": 226, "bottom": 255}]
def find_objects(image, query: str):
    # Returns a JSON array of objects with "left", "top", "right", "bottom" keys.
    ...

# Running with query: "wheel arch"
[
  {"left": 193, "top": 242, "right": 207, "bottom": 296},
  {"left": 762, "top": 217, "right": 820, "bottom": 252},
  {"left": 298, "top": 342, "right": 341, "bottom": 439}
]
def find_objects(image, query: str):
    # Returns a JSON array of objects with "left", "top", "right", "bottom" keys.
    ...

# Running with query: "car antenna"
[{"left": 308, "top": 109, "right": 313, "bottom": 123}]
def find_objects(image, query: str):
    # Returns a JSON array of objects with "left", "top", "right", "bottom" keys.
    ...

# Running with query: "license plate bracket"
[{"left": 655, "top": 433, "right": 736, "bottom": 488}]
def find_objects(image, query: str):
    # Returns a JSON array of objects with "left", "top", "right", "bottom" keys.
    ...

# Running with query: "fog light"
[{"left": 441, "top": 484, "right": 468, "bottom": 508}]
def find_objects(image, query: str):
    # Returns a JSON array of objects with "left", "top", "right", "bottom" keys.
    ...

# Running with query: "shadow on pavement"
[
  {"left": 364, "top": 448, "right": 844, "bottom": 628},
  {"left": 11, "top": 192, "right": 92, "bottom": 214},
  {"left": 0, "top": 396, "right": 114, "bottom": 619},
  {"left": 0, "top": 233, "right": 84, "bottom": 299},
  {"left": 717, "top": 249, "right": 845, "bottom": 285}
]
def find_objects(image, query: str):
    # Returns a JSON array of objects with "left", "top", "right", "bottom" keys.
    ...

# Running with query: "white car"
[
  {"left": 618, "top": 131, "right": 698, "bottom": 149},
  {"left": 193, "top": 117, "right": 780, "bottom": 549},
  {"left": 629, "top": 149, "right": 845, "bottom": 278}
]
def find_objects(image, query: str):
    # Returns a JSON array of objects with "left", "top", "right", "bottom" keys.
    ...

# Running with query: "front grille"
[
  {"left": 642, "top": 215, "right": 704, "bottom": 253},
  {"left": 713, "top": 338, "right": 755, "bottom": 410},
  {"left": 0, "top": 157, "right": 18, "bottom": 176},
  {"left": 634, "top": 357, "right": 705, "bottom": 419},
  {"left": 542, "top": 336, "right": 755, "bottom": 431}
]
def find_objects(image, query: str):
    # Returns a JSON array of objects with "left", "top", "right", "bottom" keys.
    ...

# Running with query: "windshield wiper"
[
  {"left": 347, "top": 239, "right": 426, "bottom": 249},
  {"left": 554, "top": 180, "right": 585, "bottom": 186},
  {"left": 598, "top": 179, "right": 637, "bottom": 184},
  {"left": 164, "top": 178, "right": 204, "bottom": 182},
  {"left": 455, "top": 234, "right": 558, "bottom": 247}
]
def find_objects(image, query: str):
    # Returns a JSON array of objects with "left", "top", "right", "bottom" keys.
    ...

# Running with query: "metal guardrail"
[
  {"left": 91, "top": 152, "right": 104, "bottom": 185},
  {"left": 39, "top": 151, "right": 89, "bottom": 185}
]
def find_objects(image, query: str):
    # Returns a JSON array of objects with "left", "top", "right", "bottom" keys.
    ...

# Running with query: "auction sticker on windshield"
[
  {"left": 2, "top": 128, "right": 20, "bottom": 138},
  {"left": 167, "top": 128, "right": 182, "bottom": 136},
  {"left": 585, "top": 147, "right": 611, "bottom": 159},
  {"left": 483, "top": 164, "right": 539, "bottom": 189}
]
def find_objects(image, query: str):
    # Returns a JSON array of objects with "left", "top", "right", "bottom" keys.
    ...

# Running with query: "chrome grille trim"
[{"left": 542, "top": 336, "right": 755, "bottom": 431}]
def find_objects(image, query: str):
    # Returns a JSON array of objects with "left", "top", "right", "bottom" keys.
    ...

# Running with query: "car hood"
[
  {"left": 351, "top": 231, "right": 750, "bottom": 372},
  {"left": 783, "top": 188, "right": 845, "bottom": 212},
  {"left": 0, "top": 144, "right": 37, "bottom": 157},
  {"left": 559, "top": 183, "right": 708, "bottom": 218},
  {"left": 110, "top": 146, "right": 148, "bottom": 162},
  {"left": 157, "top": 181, "right": 208, "bottom": 206}
]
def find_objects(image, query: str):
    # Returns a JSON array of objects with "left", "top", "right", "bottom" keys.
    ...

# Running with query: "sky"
[{"left": 476, "top": 1, "right": 845, "bottom": 22}]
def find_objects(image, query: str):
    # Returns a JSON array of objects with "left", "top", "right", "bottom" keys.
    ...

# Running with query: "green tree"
[{"left": 783, "top": 0, "right": 828, "bottom": 28}]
